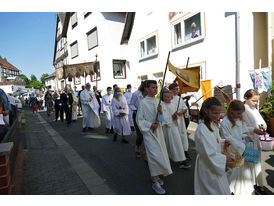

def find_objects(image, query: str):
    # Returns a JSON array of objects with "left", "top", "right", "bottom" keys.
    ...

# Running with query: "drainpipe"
[
  {"left": 267, "top": 12, "right": 272, "bottom": 69},
  {"left": 235, "top": 12, "right": 241, "bottom": 100}
]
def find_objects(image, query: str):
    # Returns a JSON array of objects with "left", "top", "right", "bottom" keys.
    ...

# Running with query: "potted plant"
[{"left": 260, "top": 81, "right": 274, "bottom": 136}]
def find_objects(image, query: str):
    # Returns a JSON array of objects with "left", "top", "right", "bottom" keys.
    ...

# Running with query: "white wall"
[{"left": 0, "top": 85, "right": 25, "bottom": 94}]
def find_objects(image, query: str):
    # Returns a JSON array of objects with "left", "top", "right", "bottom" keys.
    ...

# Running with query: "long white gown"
[
  {"left": 220, "top": 116, "right": 256, "bottom": 195},
  {"left": 101, "top": 94, "right": 113, "bottom": 129},
  {"left": 71, "top": 92, "right": 78, "bottom": 121},
  {"left": 80, "top": 89, "right": 101, "bottom": 129},
  {"left": 194, "top": 121, "right": 231, "bottom": 195},
  {"left": 171, "top": 95, "right": 188, "bottom": 151},
  {"left": 162, "top": 102, "right": 186, "bottom": 162},
  {"left": 242, "top": 104, "right": 266, "bottom": 188},
  {"left": 137, "top": 96, "right": 172, "bottom": 177},
  {"left": 111, "top": 95, "right": 131, "bottom": 136},
  {"left": 124, "top": 91, "right": 134, "bottom": 127}
]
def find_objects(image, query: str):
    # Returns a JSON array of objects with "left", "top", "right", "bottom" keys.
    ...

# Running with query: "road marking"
[{"left": 37, "top": 113, "right": 115, "bottom": 195}]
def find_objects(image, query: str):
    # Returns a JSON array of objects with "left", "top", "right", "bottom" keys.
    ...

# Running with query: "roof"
[
  {"left": 0, "top": 57, "right": 20, "bottom": 72},
  {"left": 121, "top": 12, "right": 135, "bottom": 44},
  {"left": 44, "top": 72, "right": 56, "bottom": 80}
]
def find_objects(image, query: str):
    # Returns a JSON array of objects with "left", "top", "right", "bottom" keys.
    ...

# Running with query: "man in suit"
[
  {"left": 93, "top": 86, "right": 102, "bottom": 115},
  {"left": 60, "top": 86, "right": 73, "bottom": 126}
]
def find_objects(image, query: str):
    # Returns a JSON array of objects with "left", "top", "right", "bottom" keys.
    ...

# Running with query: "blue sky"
[{"left": 0, "top": 12, "right": 56, "bottom": 80}]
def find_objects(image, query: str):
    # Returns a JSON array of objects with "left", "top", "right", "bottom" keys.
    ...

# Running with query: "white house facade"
[{"left": 44, "top": 73, "right": 57, "bottom": 91}]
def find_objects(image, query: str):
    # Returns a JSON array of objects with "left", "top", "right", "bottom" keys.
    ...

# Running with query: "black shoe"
[
  {"left": 121, "top": 138, "right": 129, "bottom": 144},
  {"left": 185, "top": 151, "right": 192, "bottom": 161},
  {"left": 106, "top": 128, "right": 110, "bottom": 134},
  {"left": 131, "top": 126, "right": 135, "bottom": 132},
  {"left": 73, "top": 120, "right": 76, "bottom": 123},
  {"left": 179, "top": 160, "right": 191, "bottom": 169},
  {"left": 110, "top": 128, "right": 114, "bottom": 134},
  {"left": 82, "top": 127, "right": 87, "bottom": 132},
  {"left": 113, "top": 134, "right": 117, "bottom": 142},
  {"left": 88, "top": 127, "right": 94, "bottom": 131}
]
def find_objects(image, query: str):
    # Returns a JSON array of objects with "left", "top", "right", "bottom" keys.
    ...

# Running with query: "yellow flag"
[
  {"left": 168, "top": 60, "right": 200, "bottom": 93},
  {"left": 201, "top": 80, "right": 212, "bottom": 101}
]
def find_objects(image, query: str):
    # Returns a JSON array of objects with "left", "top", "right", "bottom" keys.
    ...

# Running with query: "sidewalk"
[{"left": 21, "top": 109, "right": 91, "bottom": 195}]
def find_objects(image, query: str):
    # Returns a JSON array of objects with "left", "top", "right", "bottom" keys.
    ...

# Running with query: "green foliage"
[
  {"left": 40, "top": 73, "right": 49, "bottom": 85},
  {"left": 30, "top": 74, "right": 37, "bottom": 81},
  {"left": 260, "top": 80, "right": 274, "bottom": 124},
  {"left": 20, "top": 73, "right": 46, "bottom": 90}
]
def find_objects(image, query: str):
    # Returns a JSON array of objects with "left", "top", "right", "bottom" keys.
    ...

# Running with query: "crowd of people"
[{"left": 25, "top": 80, "right": 267, "bottom": 195}]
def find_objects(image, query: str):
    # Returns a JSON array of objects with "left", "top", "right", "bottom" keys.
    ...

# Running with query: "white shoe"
[
  {"left": 152, "top": 182, "right": 166, "bottom": 194},
  {"left": 157, "top": 178, "right": 164, "bottom": 186}
]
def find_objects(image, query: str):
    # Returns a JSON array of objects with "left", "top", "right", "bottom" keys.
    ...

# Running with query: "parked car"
[{"left": 7, "top": 94, "right": 22, "bottom": 109}]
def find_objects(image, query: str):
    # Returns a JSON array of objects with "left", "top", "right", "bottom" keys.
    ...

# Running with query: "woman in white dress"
[
  {"left": 220, "top": 100, "right": 264, "bottom": 195},
  {"left": 111, "top": 87, "right": 131, "bottom": 143},
  {"left": 194, "top": 97, "right": 232, "bottom": 195}
]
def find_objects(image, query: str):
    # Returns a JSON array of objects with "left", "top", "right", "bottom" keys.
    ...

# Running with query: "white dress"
[
  {"left": 194, "top": 121, "right": 231, "bottom": 195},
  {"left": 124, "top": 91, "right": 134, "bottom": 127},
  {"left": 242, "top": 104, "right": 266, "bottom": 187},
  {"left": 220, "top": 116, "right": 256, "bottom": 195},
  {"left": 162, "top": 102, "right": 186, "bottom": 162},
  {"left": 171, "top": 95, "right": 188, "bottom": 151},
  {"left": 137, "top": 96, "right": 172, "bottom": 177},
  {"left": 71, "top": 92, "right": 78, "bottom": 121},
  {"left": 80, "top": 89, "right": 101, "bottom": 128},
  {"left": 101, "top": 94, "right": 113, "bottom": 129},
  {"left": 111, "top": 95, "right": 131, "bottom": 136}
]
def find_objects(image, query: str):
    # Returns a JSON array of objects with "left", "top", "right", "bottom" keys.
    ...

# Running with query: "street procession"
[{"left": 0, "top": 10, "right": 273, "bottom": 197}]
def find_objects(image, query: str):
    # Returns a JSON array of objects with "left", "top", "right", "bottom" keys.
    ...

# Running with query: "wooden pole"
[{"left": 155, "top": 51, "right": 171, "bottom": 123}]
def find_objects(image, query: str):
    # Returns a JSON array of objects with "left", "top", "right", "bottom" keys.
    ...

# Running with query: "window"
[
  {"left": 113, "top": 60, "right": 126, "bottom": 79},
  {"left": 71, "top": 12, "right": 78, "bottom": 29},
  {"left": 86, "top": 27, "right": 98, "bottom": 50},
  {"left": 74, "top": 77, "right": 81, "bottom": 85},
  {"left": 139, "top": 31, "right": 158, "bottom": 60},
  {"left": 70, "top": 41, "right": 78, "bottom": 59},
  {"left": 171, "top": 12, "right": 205, "bottom": 49},
  {"left": 83, "top": 12, "right": 91, "bottom": 18},
  {"left": 60, "top": 39, "right": 64, "bottom": 50},
  {"left": 91, "top": 62, "right": 101, "bottom": 82}
]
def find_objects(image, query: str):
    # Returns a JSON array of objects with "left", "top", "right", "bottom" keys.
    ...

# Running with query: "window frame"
[
  {"left": 171, "top": 12, "right": 205, "bottom": 50},
  {"left": 112, "top": 60, "right": 127, "bottom": 79},
  {"left": 86, "top": 27, "right": 99, "bottom": 51},
  {"left": 71, "top": 12, "right": 78, "bottom": 29},
  {"left": 138, "top": 31, "right": 159, "bottom": 61},
  {"left": 74, "top": 77, "right": 81, "bottom": 85},
  {"left": 83, "top": 12, "right": 92, "bottom": 18},
  {"left": 70, "top": 41, "right": 79, "bottom": 59}
]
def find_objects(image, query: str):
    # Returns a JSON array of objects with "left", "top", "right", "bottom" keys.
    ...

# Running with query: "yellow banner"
[
  {"left": 201, "top": 80, "right": 212, "bottom": 101},
  {"left": 168, "top": 60, "right": 200, "bottom": 93}
]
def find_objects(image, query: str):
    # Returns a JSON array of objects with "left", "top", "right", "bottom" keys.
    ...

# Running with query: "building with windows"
[{"left": 44, "top": 72, "right": 57, "bottom": 91}]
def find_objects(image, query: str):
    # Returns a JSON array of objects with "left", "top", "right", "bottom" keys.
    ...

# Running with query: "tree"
[
  {"left": 30, "top": 74, "right": 37, "bottom": 82},
  {"left": 19, "top": 74, "right": 31, "bottom": 88},
  {"left": 40, "top": 73, "right": 49, "bottom": 85}
]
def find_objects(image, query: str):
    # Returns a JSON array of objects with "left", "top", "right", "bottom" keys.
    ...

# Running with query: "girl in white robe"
[
  {"left": 242, "top": 89, "right": 266, "bottom": 189},
  {"left": 194, "top": 97, "right": 232, "bottom": 195},
  {"left": 161, "top": 90, "right": 187, "bottom": 167},
  {"left": 111, "top": 87, "right": 131, "bottom": 143},
  {"left": 220, "top": 100, "right": 262, "bottom": 195},
  {"left": 137, "top": 80, "right": 172, "bottom": 195},
  {"left": 101, "top": 87, "right": 113, "bottom": 133}
]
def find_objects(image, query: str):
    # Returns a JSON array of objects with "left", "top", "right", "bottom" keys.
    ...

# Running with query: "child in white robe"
[
  {"left": 137, "top": 80, "right": 172, "bottom": 195},
  {"left": 220, "top": 100, "right": 265, "bottom": 195},
  {"left": 111, "top": 87, "right": 131, "bottom": 143},
  {"left": 169, "top": 83, "right": 191, "bottom": 161},
  {"left": 101, "top": 87, "right": 114, "bottom": 133},
  {"left": 161, "top": 90, "right": 190, "bottom": 168},
  {"left": 242, "top": 89, "right": 266, "bottom": 190},
  {"left": 124, "top": 84, "right": 135, "bottom": 131},
  {"left": 194, "top": 97, "right": 232, "bottom": 195}
]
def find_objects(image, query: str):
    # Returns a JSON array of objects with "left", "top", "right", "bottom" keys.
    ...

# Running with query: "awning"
[{"left": 55, "top": 62, "right": 96, "bottom": 80}]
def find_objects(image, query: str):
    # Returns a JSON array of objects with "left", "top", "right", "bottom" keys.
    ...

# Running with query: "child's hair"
[
  {"left": 168, "top": 83, "right": 178, "bottom": 90},
  {"left": 107, "top": 87, "right": 112, "bottom": 90},
  {"left": 145, "top": 80, "right": 157, "bottom": 88},
  {"left": 162, "top": 90, "right": 173, "bottom": 101},
  {"left": 127, "top": 84, "right": 131, "bottom": 88},
  {"left": 199, "top": 97, "right": 222, "bottom": 132},
  {"left": 226, "top": 100, "right": 245, "bottom": 127},
  {"left": 244, "top": 89, "right": 259, "bottom": 100},
  {"left": 138, "top": 81, "right": 146, "bottom": 92}
]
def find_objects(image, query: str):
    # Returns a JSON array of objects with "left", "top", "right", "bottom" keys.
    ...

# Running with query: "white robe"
[
  {"left": 111, "top": 95, "right": 131, "bottom": 136},
  {"left": 162, "top": 102, "right": 186, "bottom": 162},
  {"left": 80, "top": 89, "right": 101, "bottom": 128},
  {"left": 136, "top": 96, "right": 172, "bottom": 177},
  {"left": 101, "top": 94, "right": 113, "bottom": 129},
  {"left": 242, "top": 104, "right": 265, "bottom": 187},
  {"left": 171, "top": 95, "right": 188, "bottom": 151},
  {"left": 124, "top": 92, "right": 134, "bottom": 127},
  {"left": 71, "top": 92, "right": 78, "bottom": 121},
  {"left": 220, "top": 116, "right": 256, "bottom": 195},
  {"left": 194, "top": 122, "right": 231, "bottom": 195}
]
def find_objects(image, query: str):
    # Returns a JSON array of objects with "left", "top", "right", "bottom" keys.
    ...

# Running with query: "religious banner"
[
  {"left": 201, "top": 80, "right": 212, "bottom": 101},
  {"left": 56, "top": 67, "right": 64, "bottom": 80},
  {"left": 168, "top": 60, "right": 200, "bottom": 93}
]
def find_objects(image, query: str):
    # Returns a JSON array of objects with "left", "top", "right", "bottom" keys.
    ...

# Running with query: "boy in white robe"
[
  {"left": 124, "top": 84, "right": 135, "bottom": 131},
  {"left": 220, "top": 100, "right": 265, "bottom": 195},
  {"left": 137, "top": 80, "right": 172, "bottom": 195},
  {"left": 194, "top": 97, "right": 232, "bottom": 195},
  {"left": 242, "top": 89, "right": 266, "bottom": 192},
  {"left": 111, "top": 87, "right": 131, "bottom": 143},
  {"left": 161, "top": 90, "right": 190, "bottom": 168},
  {"left": 169, "top": 83, "right": 191, "bottom": 161},
  {"left": 80, "top": 83, "right": 101, "bottom": 132},
  {"left": 101, "top": 87, "right": 114, "bottom": 133}
]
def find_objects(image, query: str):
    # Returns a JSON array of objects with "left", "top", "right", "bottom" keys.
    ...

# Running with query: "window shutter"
[
  {"left": 71, "top": 13, "right": 77, "bottom": 27},
  {"left": 71, "top": 42, "right": 78, "bottom": 58},
  {"left": 87, "top": 28, "right": 98, "bottom": 50}
]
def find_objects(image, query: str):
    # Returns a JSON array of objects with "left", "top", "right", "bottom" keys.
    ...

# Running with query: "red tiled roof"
[
  {"left": 0, "top": 81, "right": 15, "bottom": 85},
  {"left": 0, "top": 57, "right": 20, "bottom": 72}
]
